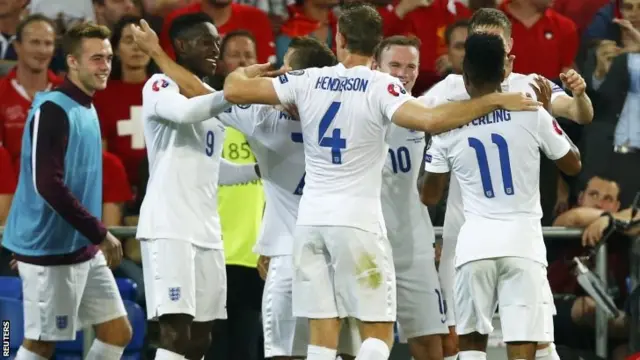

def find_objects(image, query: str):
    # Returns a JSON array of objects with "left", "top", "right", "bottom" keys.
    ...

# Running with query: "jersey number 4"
[
  {"left": 468, "top": 133, "right": 514, "bottom": 198},
  {"left": 319, "top": 101, "right": 347, "bottom": 164}
]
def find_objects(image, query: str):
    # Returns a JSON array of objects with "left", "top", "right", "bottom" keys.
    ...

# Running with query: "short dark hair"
[
  {"left": 16, "top": 14, "right": 57, "bottom": 43},
  {"left": 468, "top": 8, "right": 512, "bottom": 37},
  {"left": 445, "top": 20, "right": 469, "bottom": 46},
  {"left": 220, "top": 30, "right": 256, "bottom": 58},
  {"left": 337, "top": 1, "right": 382, "bottom": 57},
  {"left": 373, "top": 35, "right": 421, "bottom": 63},
  {"left": 62, "top": 22, "right": 111, "bottom": 57},
  {"left": 463, "top": 33, "right": 504, "bottom": 89},
  {"left": 168, "top": 12, "right": 213, "bottom": 41},
  {"left": 287, "top": 36, "right": 337, "bottom": 69}
]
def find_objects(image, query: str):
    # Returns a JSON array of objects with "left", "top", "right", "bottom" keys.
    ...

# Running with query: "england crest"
[
  {"left": 169, "top": 287, "right": 181, "bottom": 301},
  {"left": 56, "top": 315, "right": 68, "bottom": 329}
]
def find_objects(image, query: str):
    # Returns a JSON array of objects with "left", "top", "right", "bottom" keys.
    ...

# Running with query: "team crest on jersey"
[
  {"left": 237, "top": 104, "right": 251, "bottom": 109},
  {"left": 169, "top": 287, "right": 181, "bottom": 301},
  {"left": 56, "top": 315, "right": 68, "bottom": 329},
  {"left": 152, "top": 79, "right": 170, "bottom": 92},
  {"left": 387, "top": 83, "right": 406, "bottom": 97},
  {"left": 224, "top": 107, "right": 232, "bottom": 113},
  {"left": 424, "top": 153, "right": 432, "bottom": 163},
  {"left": 278, "top": 74, "right": 289, "bottom": 84},
  {"left": 552, "top": 119, "right": 563, "bottom": 135},
  {"left": 288, "top": 70, "right": 305, "bottom": 76}
]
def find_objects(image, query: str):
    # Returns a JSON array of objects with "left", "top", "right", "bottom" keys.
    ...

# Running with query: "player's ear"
[{"left": 371, "top": 60, "right": 379, "bottom": 70}]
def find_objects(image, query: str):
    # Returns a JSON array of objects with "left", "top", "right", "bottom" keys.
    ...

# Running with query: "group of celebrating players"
[{"left": 2, "top": 1, "right": 599, "bottom": 360}]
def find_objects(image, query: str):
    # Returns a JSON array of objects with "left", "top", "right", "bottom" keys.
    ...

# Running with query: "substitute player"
[
  {"left": 420, "top": 8, "right": 593, "bottom": 360},
  {"left": 2, "top": 23, "right": 132, "bottom": 360},
  {"left": 372, "top": 35, "right": 448, "bottom": 360},
  {"left": 421, "top": 33, "right": 581, "bottom": 360},
  {"left": 223, "top": 3, "right": 540, "bottom": 360},
  {"left": 136, "top": 13, "right": 259, "bottom": 360}
]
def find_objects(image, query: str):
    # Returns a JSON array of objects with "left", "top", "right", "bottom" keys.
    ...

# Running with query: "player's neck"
[
  {"left": 341, "top": 53, "right": 373, "bottom": 69},
  {"left": 15, "top": 64, "right": 49, "bottom": 92},
  {"left": 468, "top": 86, "right": 496, "bottom": 99},
  {"left": 202, "top": 1, "right": 233, "bottom": 28},
  {"left": 68, "top": 73, "right": 95, "bottom": 97},
  {"left": 121, "top": 66, "right": 147, "bottom": 84}
]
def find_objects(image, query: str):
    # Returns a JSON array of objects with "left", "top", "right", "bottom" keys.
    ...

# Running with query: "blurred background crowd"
[{"left": 0, "top": 0, "right": 639, "bottom": 359}]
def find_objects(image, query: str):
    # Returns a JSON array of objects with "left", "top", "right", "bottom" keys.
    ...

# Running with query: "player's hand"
[
  {"left": 582, "top": 216, "right": 611, "bottom": 247},
  {"left": 494, "top": 92, "right": 541, "bottom": 111},
  {"left": 99, "top": 231, "right": 123, "bottom": 268},
  {"left": 530, "top": 76, "right": 552, "bottom": 112},
  {"left": 257, "top": 255, "right": 270, "bottom": 280},
  {"left": 131, "top": 19, "right": 161, "bottom": 57},
  {"left": 9, "top": 257, "right": 18, "bottom": 273},
  {"left": 559, "top": 69, "right": 586, "bottom": 97},
  {"left": 243, "top": 63, "right": 290, "bottom": 78},
  {"left": 283, "top": 103, "right": 300, "bottom": 120}
]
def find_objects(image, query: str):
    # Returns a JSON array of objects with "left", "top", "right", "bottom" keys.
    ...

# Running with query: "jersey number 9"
[
  {"left": 205, "top": 130, "right": 215, "bottom": 156},
  {"left": 468, "top": 133, "right": 514, "bottom": 198}
]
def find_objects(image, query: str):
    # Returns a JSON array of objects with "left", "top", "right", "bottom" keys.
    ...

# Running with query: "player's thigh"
[
  {"left": 439, "top": 236, "right": 457, "bottom": 327},
  {"left": 454, "top": 259, "right": 498, "bottom": 336},
  {"left": 18, "top": 261, "right": 89, "bottom": 341},
  {"left": 326, "top": 226, "right": 396, "bottom": 322},
  {"left": 292, "top": 225, "right": 337, "bottom": 319},
  {"left": 496, "top": 257, "right": 553, "bottom": 343},
  {"left": 141, "top": 239, "right": 197, "bottom": 320},
  {"left": 262, "top": 255, "right": 308, "bottom": 358},
  {"left": 78, "top": 251, "right": 127, "bottom": 326},
  {"left": 396, "top": 252, "right": 448, "bottom": 341},
  {"left": 193, "top": 247, "right": 227, "bottom": 322}
]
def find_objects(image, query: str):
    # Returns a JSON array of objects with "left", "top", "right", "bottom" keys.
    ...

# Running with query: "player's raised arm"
[
  {"left": 219, "top": 158, "right": 261, "bottom": 185},
  {"left": 143, "top": 74, "right": 230, "bottom": 124},
  {"left": 419, "top": 136, "right": 450, "bottom": 205},
  {"left": 224, "top": 64, "right": 295, "bottom": 105},
  {"left": 393, "top": 92, "right": 541, "bottom": 134},
  {"left": 537, "top": 109, "right": 582, "bottom": 176}
]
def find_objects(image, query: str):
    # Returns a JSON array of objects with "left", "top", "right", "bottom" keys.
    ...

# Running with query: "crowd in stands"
[{"left": 0, "top": 0, "right": 639, "bottom": 358}]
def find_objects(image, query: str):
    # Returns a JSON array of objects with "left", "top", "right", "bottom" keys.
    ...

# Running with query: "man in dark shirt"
[{"left": 2, "top": 22, "right": 132, "bottom": 360}]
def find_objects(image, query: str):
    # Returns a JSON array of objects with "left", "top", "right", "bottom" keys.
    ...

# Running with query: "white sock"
[
  {"left": 307, "top": 344, "right": 338, "bottom": 360},
  {"left": 536, "top": 343, "right": 561, "bottom": 360},
  {"left": 444, "top": 355, "right": 459, "bottom": 360},
  {"left": 85, "top": 339, "right": 125, "bottom": 360},
  {"left": 155, "top": 348, "right": 185, "bottom": 360},
  {"left": 355, "top": 338, "right": 390, "bottom": 360},
  {"left": 15, "top": 346, "right": 47, "bottom": 360},
  {"left": 458, "top": 350, "right": 487, "bottom": 360}
]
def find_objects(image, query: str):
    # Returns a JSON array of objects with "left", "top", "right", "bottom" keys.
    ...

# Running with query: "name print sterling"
[{"left": 468, "top": 109, "right": 512, "bottom": 127}]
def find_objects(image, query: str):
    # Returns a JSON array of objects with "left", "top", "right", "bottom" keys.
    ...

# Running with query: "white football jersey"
[
  {"left": 137, "top": 74, "right": 227, "bottom": 249},
  {"left": 272, "top": 65, "right": 413, "bottom": 234},
  {"left": 381, "top": 124, "right": 434, "bottom": 260},
  {"left": 217, "top": 104, "right": 305, "bottom": 256},
  {"left": 421, "top": 72, "right": 569, "bottom": 245},
  {"left": 424, "top": 106, "right": 571, "bottom": 267}
]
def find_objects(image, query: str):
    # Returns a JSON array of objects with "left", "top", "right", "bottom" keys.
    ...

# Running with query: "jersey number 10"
[
  {"left": 388, "top": 147, "right": 411, "bottom": 173},
  {"left": 468, "top": 133, "right": 515, "bottom": 198}
]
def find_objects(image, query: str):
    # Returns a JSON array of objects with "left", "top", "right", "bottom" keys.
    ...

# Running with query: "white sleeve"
[
  {"left": 370, "top": 73, "right": 414, "bottom": 123},
  {"left": 548, "top": 78, "right": 569, "bottom": 103},
  {"left": 271, "top": 70, "right": 310, "bottom": 105},
  {"left": 142, "top": 74, "right": 231, "bottom": 124},
  {"left": 537, "top": 109, "right": 571, "bottom": 160},
  {"left": 216, "top": 105, "right": 262, "bottom": 137},
  {"left": 218, "top": 158, "right": 259, "bottom": 185},
  {"left": 423, "top": 135, "right": 450, "bottom": 173}
]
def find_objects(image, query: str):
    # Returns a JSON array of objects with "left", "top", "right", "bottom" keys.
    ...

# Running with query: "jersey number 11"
[{"left": 468, "top": 133, "right": 514, "bottom": 199}]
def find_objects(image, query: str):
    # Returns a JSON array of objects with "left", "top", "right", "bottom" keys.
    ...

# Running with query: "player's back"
[
  {"left": 280, "top": 64, "right": 411, "bottom": 234},
  {"left": 137, "top": 73, "right": 226, "bottom": 248}
]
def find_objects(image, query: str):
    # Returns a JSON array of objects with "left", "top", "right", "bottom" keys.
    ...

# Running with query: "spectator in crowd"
[
  {"left": 442, "top": 19, "right": 468, "bottom": 75},
  {"left": 585, "top": 0, "right": 624, "bottom": 43},
  {"left": 0, "top": 146, "right": 16, "bottom": 226},
  {"left": 468, "top": 0, "right": 498, "bottom": 11},
  {"left": 552, "top": 0, "right": 611, "bottom": 36},
  {"left": 29, "top": 0, "right": 97, "bottom": 24},
  {"left": 581, "top": 18, "right": 640, "bottom": 207},
  {"left": 274, "top": 0, "right": 338, "bottom": 66},
  {"left": 210, "top": 30, "right": 257, "bottom": 89},
  {"left": 159, "top": 0, "right": 276, "bottom": 63},
  {"left": 94, "top": 15, "right": 152, "bottom": 187},
  {"left": 93, "top": 0, "right": 137, "bottom": 30},
  {"left": 548, "top": 175, "right": 638, "bottom": 357},
  {"left": 0, "top": 0, "right": 27, "bottom": 61},
  {"left": 0, "top": 14, "right": 62, "bottom": 168},
  {"left": 204, "top": 29, "right": 266, "bottom": 360}
]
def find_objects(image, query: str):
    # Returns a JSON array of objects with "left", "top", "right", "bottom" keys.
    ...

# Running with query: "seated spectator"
[
  {"left": 275, "top": 0, "right": 337, "bottom": 66},
  {"left": 0, "top": 146, "right": 16, "bottom": 225},
  {"left": 0, "top": 0, "right": 27, "bottom": 61},
  {"left": 93, "top": 0, "right": 137, "bottom": 30},
  {"left": 94, "top": 15, "right": 152, "bottom": 187},
  {"left": 0, "top": 14, "right": 62, "bottom": 168},
  {"left": 548, "top": 175, "right": 638, "bottom": 355},
  {"left": 159, "top": 0, "right": 275, "bottom": 63}
]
